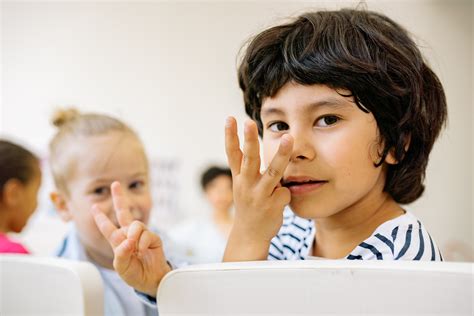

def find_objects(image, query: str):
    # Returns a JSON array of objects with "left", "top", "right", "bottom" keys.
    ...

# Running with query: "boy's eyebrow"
[{"left": 261, "top": 97, "right": 352, "bottom": 116}]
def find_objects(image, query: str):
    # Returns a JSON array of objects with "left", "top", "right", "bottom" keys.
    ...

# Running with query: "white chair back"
[
  {"left": 157, "top": 260, "right": 473, "bottom": 315},
  {"left": 0, "top": 254, "right": 103, "bottom": 316}
]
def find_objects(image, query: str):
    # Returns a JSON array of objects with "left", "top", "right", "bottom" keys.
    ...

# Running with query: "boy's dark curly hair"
[{"left": 238, "top": 9, "right": 447, "bottom": 204}]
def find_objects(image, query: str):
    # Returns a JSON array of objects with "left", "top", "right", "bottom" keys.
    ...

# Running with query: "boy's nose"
[{"left": 289, "top": 130, "right": 316, "bottom": 162}]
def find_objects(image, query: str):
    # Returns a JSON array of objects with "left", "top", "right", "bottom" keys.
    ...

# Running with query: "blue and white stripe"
[{"left": 268, "top": 208, "right": 443, "bottom": 261}]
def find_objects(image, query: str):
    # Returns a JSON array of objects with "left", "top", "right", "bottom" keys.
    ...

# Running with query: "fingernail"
[
  {"left": 90, "top": 205, "right": 98, "bottom": 214},
  {"left": 244, "top": 120, "right": 254, "bottom": 133},
  {"left": 225, "top": 117, "right": 233, "bottom": 128},
  {"left": 281, "top": 135, "right": 290, "bottom": 146}
]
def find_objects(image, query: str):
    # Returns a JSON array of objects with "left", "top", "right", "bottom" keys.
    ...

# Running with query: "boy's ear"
[
  {"left": 385, "top": 150, "right": 398, "bottom": 165},
  {"left": 2, "top": 179, "right": 23, "bottom": 208},
  {"left": 50, "top": 191, "right": 72, "bottom": 222},
  {"left": 385, "top": 135, "right": 411, "bottom": 165}
]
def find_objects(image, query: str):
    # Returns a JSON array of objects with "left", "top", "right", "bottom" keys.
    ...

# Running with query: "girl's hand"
[{"left": 91, "top": 182, "right": 171, "bottom": 297}]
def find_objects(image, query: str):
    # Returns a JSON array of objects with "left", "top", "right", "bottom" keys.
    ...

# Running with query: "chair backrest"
[
  {"left": 157, "top": 260, "right": 473, "bottom": 315},
  {"left": 0, "top": 254, "right": 103, "bottom": 316}
]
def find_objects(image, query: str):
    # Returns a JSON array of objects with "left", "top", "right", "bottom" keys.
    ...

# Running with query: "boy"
[
  {"left": 92, "top": 8, "right": 446, "bottom": 298},
  {"left": 224, "top": 8, "right": 446, "bottom": 261}
]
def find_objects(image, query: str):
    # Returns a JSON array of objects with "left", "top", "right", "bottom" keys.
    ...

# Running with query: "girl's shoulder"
[{"left": 0, "top": 234, "right": 29, "bottom": 254}]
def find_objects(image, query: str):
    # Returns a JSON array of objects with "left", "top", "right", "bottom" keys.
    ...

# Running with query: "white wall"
[{"left": 1, "top": 0, "right": 472, "bottom": 258}]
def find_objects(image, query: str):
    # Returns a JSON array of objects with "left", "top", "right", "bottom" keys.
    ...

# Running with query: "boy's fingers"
[
  {"left": 225, "top": 117, "right": 243, "bottom": 176},
  {"left": 91, "top": 204, "right": 124, "bottom": 248},
  {"left": 260, "top": 134, "right": 294, "bottom": 195},
  {"left": 273, "top": 186, "right": 291, "bottom": 206},
  {"left": 241, "top": 120, "right": 261, "bottom": 178},
  {"left": 111, "top": 181, "right": 134, "bottom": 227}
]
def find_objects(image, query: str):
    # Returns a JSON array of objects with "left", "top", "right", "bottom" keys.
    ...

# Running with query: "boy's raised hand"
[
  {"left": 223, "top": 117, "right": 293, "bottom": 261},
  {"left": 91, "top": 182, "right": 171, "bottom": 297}
]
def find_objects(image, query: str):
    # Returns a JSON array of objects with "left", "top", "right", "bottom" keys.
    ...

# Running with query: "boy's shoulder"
[
  {"left": 270, "top": 209, "right": 443, "bottom": 262},
  {"left": 349, "top": 211, "right": 443, "bottom": 261}
]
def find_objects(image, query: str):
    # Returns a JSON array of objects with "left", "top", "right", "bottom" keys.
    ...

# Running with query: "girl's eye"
[
  {"left": 93, "top": 186, "right": 109, "bottom": 196},
  {"left": 268, "top": 121, "right": 289, "bottom": 132},
  {"left": 130, "top": 181, "right": 144, "bottom": 190},
  {"left": 316, "top": 115, "right": 340, "bottom": 127}
]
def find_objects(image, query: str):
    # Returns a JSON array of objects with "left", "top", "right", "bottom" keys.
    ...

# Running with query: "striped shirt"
[{"left": 269, "top": 208, "right": 443, "bottom": 261}]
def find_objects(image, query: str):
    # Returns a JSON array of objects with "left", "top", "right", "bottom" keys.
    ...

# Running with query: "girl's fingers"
[
  {"left": 127, "top": 220, "right": 146, "bottom": 241},
  {"left": 113, "top": 239, "right": 135, "bottom": 274},
  {"left": 111, "top": 181, "right": 134, "bottom": 227},
  {"left": 241, "top": 120, "right": 261, "bottom": 178},
  {"left": 137, "top": 230, "right": 162, "bottom": 255},
  {"left": 126, "top": 221, "right": 162, "bottom": 256},
  {"left": 259, "top": 134, "right": 294, "bottom": 195},
  {"left": 91, "top": 204, "right": 124, "bottom": 248},
  {"left": 225, "top": 117, "right": 243, "bottom": 176}
]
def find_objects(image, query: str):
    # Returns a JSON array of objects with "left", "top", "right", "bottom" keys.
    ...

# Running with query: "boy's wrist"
[{"left": 223, "top": 228, "right": 271, "bottom": 262}]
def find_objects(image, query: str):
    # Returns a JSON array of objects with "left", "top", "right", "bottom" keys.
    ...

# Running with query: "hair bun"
[{"left": 51, "top": 108, "right": 80, "bottom": 128}]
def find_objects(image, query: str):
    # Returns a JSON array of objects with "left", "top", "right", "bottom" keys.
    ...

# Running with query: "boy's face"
[
  {"left": 54, "top": 131, "right": 152, "bottom": 267},
  {"left": 260, "top": 82, "right": 390, "bottom": 220}
]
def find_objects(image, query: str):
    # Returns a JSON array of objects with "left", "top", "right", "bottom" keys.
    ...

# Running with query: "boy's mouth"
[{"left": 281, "top": 176, "right": 328, "bottom": 195}]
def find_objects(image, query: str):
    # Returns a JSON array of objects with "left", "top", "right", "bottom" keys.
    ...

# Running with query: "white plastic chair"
[
  {"left": 157, "top": 260, "right": 473, "bottom": 316},
  {"left": 0, "top": 254, "right": 104, "bottom": 316}
]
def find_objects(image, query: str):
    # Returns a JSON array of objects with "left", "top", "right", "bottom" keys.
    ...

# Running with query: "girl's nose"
[{"left": 129, "top": 207, "right": 143, "bottom": 221}]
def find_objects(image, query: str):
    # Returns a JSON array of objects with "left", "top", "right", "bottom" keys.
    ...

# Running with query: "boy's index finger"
[
  {"left": 225, "top": 116, "right": 243, "bottom": 176},
  {"left": 260, "top": 134, "right": 294, "bottom": 195},
  {"left": 111, "top": 181, "right": 134, "bottom": 227}
]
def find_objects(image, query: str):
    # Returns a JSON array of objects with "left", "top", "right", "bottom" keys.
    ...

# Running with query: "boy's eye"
[
  {"left": 268, "top": 121, "right": 289, "bottom": 132},
  {"left": 316, "top": 115, "right": 340, "bottom": 127}
]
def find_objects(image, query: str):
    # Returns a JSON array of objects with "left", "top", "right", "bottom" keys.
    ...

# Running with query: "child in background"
[
  {"left": 91, "top": 8, "right": 447, "bottom": 298},
  {"left": 48, "top": 108, "right": 167, "bottom": 316},
  {"left": 169, "top": 165, "right": 233, "bottom": 263},
  {"left": 0, "top": 140, "right": 41, "bottom": 254},
  {"left": 201, "top": 166, "right": 233, "bottom": 239}
]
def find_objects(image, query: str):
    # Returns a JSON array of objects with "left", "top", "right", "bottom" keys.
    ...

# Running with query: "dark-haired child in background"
[
  {"left": 0, "top": 140, "right": 41, "bottom": 254},
  {"left": 169, "top": 166, "right": 233, "bottom": 264}
]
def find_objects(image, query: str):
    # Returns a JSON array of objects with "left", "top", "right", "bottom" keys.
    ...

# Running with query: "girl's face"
[
  {"left": 11, "top": 161, "right": 42, "bottom": 233},
  {"left": 56, "top": 131, "right": 152, "bottom": 268}
]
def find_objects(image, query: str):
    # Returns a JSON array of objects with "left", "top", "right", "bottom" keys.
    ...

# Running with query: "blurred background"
[{"left": 1, "top": 0, "right": 472, "bottom": 261}]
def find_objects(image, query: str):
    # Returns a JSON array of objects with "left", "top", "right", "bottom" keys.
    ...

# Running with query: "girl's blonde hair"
[{"left": 49, "top": 108, "right": 140, "bottom": 194}]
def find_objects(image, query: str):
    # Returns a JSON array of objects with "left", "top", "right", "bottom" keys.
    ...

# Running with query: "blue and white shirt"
[{"left": 269, "top": 208, "right": 443, "bottom": 261}]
